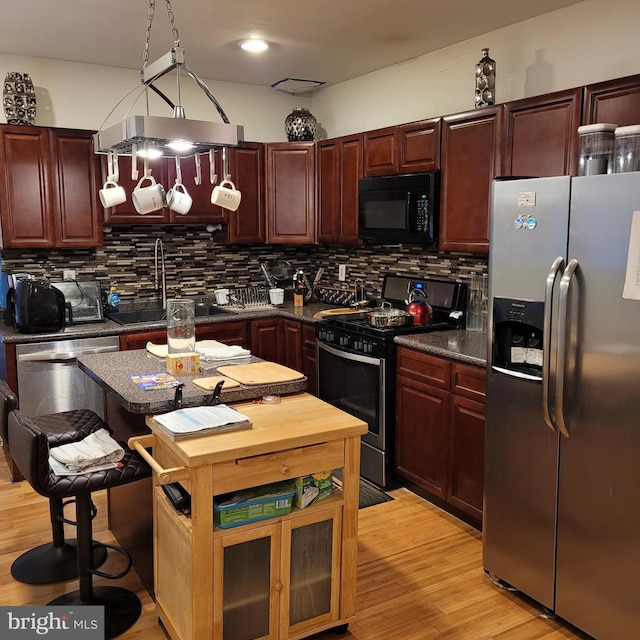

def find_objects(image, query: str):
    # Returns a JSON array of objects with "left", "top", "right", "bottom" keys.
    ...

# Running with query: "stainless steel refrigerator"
[{"left": 484, "top": 173, "right": 640, "bottom": 640}]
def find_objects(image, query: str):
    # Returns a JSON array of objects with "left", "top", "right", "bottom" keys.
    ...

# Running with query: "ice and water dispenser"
[{"left": 492, "top": 297, "right": 545, "bottom": 378}]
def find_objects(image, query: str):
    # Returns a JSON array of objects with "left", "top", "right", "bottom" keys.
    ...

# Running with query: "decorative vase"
[
  {"left": 475, "top": 49, "right": 496, "bottom": 108},
  {"left": 3, "top": 72, "right": 36, "bottom": 125},
  {"left": 285, "top": 108, "right": 317, "bottom": 141}
]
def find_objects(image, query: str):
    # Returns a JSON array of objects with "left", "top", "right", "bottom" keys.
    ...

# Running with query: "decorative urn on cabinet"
[{"left": 285, "top": 108, "right": 317, "bottom": 141}]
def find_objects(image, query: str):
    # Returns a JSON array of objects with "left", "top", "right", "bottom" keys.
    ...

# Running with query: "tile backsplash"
[{"left": 0, "top": 226, "right": 487, "bottom": 304}]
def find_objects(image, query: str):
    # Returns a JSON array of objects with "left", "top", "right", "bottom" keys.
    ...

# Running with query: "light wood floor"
[{"left": 0, "top": 457, "right": 592, "bottom": 640}]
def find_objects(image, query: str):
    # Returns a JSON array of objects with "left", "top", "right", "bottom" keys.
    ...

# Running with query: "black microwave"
[{"left": 358, "top": 171, "right": 439, "bottom": 245}]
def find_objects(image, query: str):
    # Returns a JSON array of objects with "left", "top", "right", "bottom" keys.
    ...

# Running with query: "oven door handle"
[{"left": 317, "top": 340, "right": 384, "bottom": 366}]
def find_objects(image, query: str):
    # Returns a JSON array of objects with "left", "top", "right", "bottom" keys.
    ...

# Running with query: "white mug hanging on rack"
[
  {"left": 211, "top": 179, "right": 241, "bottom": 212},
  {"left": 132, "top": 175, "right": 166, "bottom": 214}
]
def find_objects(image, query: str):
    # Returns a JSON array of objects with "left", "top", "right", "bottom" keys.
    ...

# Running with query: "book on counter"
[{"left": 152, "top": 404, "right": 252, "bottom": 441}]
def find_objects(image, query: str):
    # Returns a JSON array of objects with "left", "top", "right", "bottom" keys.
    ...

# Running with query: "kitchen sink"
[{"left": 105, "top": 305, "right": 236, "bottom": 325}]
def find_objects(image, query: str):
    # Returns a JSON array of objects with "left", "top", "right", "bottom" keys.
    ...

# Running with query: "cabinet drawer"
[
  {"left": 396, "top": 347, "right": 451, "bottom": 389},
  {"left": 452, "top": 363, "right": 486, "bottom": 402},
  {"left": 212, "top": 440, "right": 345, "bottom": 495}
]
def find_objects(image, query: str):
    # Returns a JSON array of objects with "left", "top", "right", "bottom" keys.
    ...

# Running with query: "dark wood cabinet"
[
  {"left": 317, "top": 134, "right": 362, "bottom": 245},
  {"left": 102, "top": 155, "right": 171, "bottom": 225},
  {"left": 0, "top": 125, "right": 102, "bottom": 248},
  {"left": 395, "top": 347, "right": 485, "bottom": 523},
  {"left": 439, "top": 106, "right": 501, "bottom": 254},
  {"left": 119, "top": 321, "right": 249, "bottom": 351},
  {"left": 363, "top": 126, "right": 399, "bottom": 177},
  {"left": 398, "top": 118, "right": 441, "bottom": 173},
  {"left": 282, "top": 318, "right": 303, "bottom": 371},
  {"left": 227, "top": 142, "right": 265, "bottom": 244},
  {"left": 501, "top": 88, "right": 582, "bottom": 178},
  {"left": 583, "top": 73, "right": 640, "bottom": 127},
  {"left": 250, "top": 317, "right": 284, "bottom": 364},
  {"left": 266, "top": 142, "right": 315, "bottom": 244}
]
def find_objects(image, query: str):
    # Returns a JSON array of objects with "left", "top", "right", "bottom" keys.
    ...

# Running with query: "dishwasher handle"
[{"left": 17, "top": 345, "right": 119, "bottom": 363}]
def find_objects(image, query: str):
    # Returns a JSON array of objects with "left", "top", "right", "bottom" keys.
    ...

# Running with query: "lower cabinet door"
[
  {"left": 281, "top": 507, "right": 342, "bottom": 637},
  {"left": 215, "top": 522, "right": 281, "bottom": 640},
  {"left": 214, "top": 506, "right": 342, "bottom": 640}
]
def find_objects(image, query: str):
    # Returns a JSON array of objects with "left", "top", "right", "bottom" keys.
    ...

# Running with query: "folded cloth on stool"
[{"left": 49, "top": 428, "right": 124, "bottom": 471}]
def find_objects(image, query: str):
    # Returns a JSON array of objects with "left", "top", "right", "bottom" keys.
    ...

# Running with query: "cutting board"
[
  {"left": 312, "top": 308, "right": 364, "bottom": 319},
  {"left": 193, "top": 375, "right": 241, "bottom": 390},
  {"left": 217, "top": 362, "right": 305, "bottom": 386}
]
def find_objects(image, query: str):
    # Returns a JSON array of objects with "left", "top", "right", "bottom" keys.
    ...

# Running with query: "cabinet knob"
[
  {"left": 274, "top": 580, "right": 283, "bottom": 592},
  {"left": 279, "top": 464, "right": 290, "bottom": 475}
]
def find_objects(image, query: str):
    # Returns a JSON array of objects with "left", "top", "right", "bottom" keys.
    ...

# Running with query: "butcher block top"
[{"left": 144, "top": 393, "right": 368, "bottom": 468}]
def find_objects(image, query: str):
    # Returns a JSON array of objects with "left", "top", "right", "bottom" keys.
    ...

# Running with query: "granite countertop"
[
  {"left": 1, "top": 301, "right": 486, "bottom": 367},
  {"left": 0, "top": 301, "right": 334, "bottom": 345},
  {"left": 394, "top": 329, "right": 488, "bottom": 367},
  {"left": 78, "top": 350, "right": 308, "bottom": 414}
]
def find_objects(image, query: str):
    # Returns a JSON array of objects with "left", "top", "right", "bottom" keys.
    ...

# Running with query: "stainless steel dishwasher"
[{"left": 15, "top": 336, "right": 120, "bottom": 417}]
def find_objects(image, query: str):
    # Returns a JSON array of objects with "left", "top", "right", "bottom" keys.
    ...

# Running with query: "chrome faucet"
[{"left": 154, "top": 238, "right": 167, "bottom": 310}]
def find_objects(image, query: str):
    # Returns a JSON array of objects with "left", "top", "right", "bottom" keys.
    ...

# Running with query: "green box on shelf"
[
  {"left": 214, "top": 481, "right": 296, "bottom": 529},
  {"left": 293, "top": 471, "right": 334, "bottom": 509}
]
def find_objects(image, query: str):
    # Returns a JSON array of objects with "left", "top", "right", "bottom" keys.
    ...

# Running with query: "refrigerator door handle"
[
  {"left": 555, "top": 258, "right": 578, "bottom": 439},
  {"left": 542, "top": 256, "right": 565, "bottom": 432}
]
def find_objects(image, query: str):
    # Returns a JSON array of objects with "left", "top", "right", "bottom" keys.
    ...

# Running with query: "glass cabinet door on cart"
[
  {"left": 281, "top": 507, "right": 342, "bottom": 638},
  {"left": 215, "top": 523, "right": 281, "bottom": 640}
]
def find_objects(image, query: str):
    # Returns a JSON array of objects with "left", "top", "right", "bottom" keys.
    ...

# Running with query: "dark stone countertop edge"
[
  {"left": 394, "top": 330, "right": 488, "bottom": 367},
  {"left": 78, "top": 350, "right": 309, "bottom": 414}
]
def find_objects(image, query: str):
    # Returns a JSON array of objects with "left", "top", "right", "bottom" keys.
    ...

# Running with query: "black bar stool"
[
  {"left": 9, "top": 408, "right": 151, "bottom": 639},
  {"left": 0, "top": 380, "right": 108, "bottom": 584}
]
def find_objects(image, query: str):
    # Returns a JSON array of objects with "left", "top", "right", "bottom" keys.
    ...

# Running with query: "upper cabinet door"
[
  {"left": 399, "top": 118, "right": 441, "bottom": 173},
  {"left": 266, "top": 142, "right": 316, "bottom": 244},
  {"left": 317, "top": 134, "right": 363, "bottom": 245},
  {"left": 0, "top": 125, "right": 55, "bottom": 248},
  {"left": 227, "top": 142, "right": 266, "bottom": 244},
  {"left": 363, "top": 126, "right": 399, "bottom": 177},
  {"left": 440, "top": 106, "right": 501, "bottom": 254},
  {"left": 49, "top": 128, "right": 103, "bottom": 247},
  {"left": 583, "top": 73, "right": 640, "bottom": 126},
  {"left": 502, "top": 88, "right": 582, "bottom": 178}
]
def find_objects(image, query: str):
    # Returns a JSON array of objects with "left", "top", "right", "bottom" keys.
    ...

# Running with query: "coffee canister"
[
  {"left": 613, "top": 125, "right": 640, "bottom": 173},
  {"left": 577, "top": 123, "right": 616, "bottom": 176}
]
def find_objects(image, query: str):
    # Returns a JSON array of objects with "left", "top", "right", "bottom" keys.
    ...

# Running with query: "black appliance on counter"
[
  {"left": 9, "top": 279, "right": 66, "bottom": 333},
  {"left": 316, "top": 275, "right": 466, "bottom": 488},
  {"left": 358, "top": 171, "right": 439, "bottom": 245}
]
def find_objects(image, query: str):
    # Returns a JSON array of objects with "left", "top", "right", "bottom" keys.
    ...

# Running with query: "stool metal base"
[
  {"left": 11, "top": 541, "right": 108, "bottom": 585},
  {"left": 48, "top": 586, "right": 141, "bottom": 640}
]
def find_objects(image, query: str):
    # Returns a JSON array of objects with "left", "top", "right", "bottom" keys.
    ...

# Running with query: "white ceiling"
[{"left": 0, "top": 0, "right": 585, "bottom": 91}]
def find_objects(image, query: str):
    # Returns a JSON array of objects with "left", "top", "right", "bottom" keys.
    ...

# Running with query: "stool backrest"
[
  {"left": 8, "top": 410, "right": 51, "bottom": 496},
  {"left": 0, "top": 380, "right": 18, "bottom": 445}
]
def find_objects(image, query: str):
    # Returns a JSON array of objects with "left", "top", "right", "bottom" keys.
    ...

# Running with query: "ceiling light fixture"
[
  {"left": 93, "top": 0, "right": 244, "bottom": 213},
  {"left": 240, "top": 39, "right": 269, "bottom": 53}
]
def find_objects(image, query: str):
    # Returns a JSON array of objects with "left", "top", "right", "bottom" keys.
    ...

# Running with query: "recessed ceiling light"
[{"left": 240, "top": 39, "right": 269, "bottom": 53}]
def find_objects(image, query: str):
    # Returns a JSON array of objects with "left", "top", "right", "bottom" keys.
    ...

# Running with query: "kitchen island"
[
  {"left": 76, "top": 347, "right": 310, "bottom": 594},
  {"left": 130, "top": 393, "right": 367, "bottom": 640}
]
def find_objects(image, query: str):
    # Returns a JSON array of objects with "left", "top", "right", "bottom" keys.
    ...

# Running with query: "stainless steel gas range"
[{"left": 316, "top": 275, "right": 466, "bottom": 488}]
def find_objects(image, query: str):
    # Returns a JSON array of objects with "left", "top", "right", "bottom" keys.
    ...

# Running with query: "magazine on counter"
[
  {"left": 129, "top": 372, "right": 182, "bottom": 390},
  {"left": 153, "top": 404, "right": 252, "bottom": 441}
]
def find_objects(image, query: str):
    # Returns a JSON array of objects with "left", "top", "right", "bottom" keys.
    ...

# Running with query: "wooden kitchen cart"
[{"left": 130, "top": 393, "right": 367, "bottom": 640}]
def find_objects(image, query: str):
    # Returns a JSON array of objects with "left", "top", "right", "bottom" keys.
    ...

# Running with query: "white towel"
[
  {"left": 196, "top": 345, "right": 251, "bottom": 360},
  {"left": 49, "top": 428, "right": 125, "bottom": 472}
]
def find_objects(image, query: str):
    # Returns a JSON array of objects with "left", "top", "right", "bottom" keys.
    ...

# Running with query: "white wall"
[
  {"left": 1, "top": 0, "right": 639, "bottom": 141},
  {"left": 312, "top": 0, "right": 640, "bottom": 136},
  {"left": 0, "top": 54, "right": 310, "bottom": 142}
]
